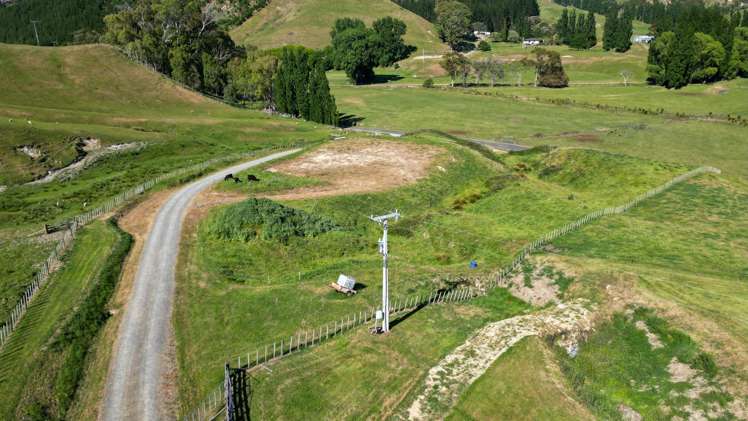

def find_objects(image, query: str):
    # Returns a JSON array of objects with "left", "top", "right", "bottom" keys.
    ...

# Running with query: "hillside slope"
[
  {"left": 230, "top": 0, "right": 448, "bottom": 53},
  {"left": 0, "top": 43, "right": 225, "bottom": 115}
]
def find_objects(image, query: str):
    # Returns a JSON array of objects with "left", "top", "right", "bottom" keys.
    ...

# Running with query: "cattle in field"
[
  {"left": 224, "top": 174, "right": 241, "bottom": 183},
  {"left": 247, "top": 174, "right": 260, "bottom": 182}
]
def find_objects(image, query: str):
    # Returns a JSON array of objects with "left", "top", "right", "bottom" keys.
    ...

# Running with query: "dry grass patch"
[{"left": 265, "top": 138, "right": 444, "bottom": 200}]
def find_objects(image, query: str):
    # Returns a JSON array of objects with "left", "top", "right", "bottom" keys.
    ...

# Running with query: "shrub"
[
  {"left": 422, "top": 77, "right": 435, "bottom": 88},
  {"left": 477, "top": 40, "right": 491, "bottom": 51},
  {"left": 207, "top": 198, "right": 338, "bottom": 243}
]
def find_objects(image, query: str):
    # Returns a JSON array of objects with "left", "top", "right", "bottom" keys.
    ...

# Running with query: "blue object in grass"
[{"left": 469, "top": 260, "right": 478, "bottom": 269}]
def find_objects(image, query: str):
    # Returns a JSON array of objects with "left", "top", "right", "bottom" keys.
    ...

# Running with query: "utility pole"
[
  {"left": 369, "top": 210, "right": 400, "bottom": 333},
  {"left": 31, "top": 20, "right": 41, "bottom": 46}
]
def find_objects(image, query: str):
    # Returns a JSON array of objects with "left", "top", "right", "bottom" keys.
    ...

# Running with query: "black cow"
[
  {"left": 247, "top": 174, "right": 260, "bottom": 182},
  {"left": 224, "top": 173, "right": 242, "bottom": 183}
]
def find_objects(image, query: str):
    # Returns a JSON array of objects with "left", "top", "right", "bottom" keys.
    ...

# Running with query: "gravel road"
[{"left": 102, "top": 150, "right": 299, "bottom": 421}]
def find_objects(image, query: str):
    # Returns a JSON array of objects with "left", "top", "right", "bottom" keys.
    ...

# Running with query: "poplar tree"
[{"left": 603, "top": 9, "right": 618, "bottom": 51}]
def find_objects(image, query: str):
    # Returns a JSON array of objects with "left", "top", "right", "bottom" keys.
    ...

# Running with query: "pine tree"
[
  {"left": 558, "top": 8, "right": 570, "bottom": 42},
  {"left": 615, "top": 13, "right": 633, "bottom": 52},
  {"left": 665, "top": 22, "right": 696, "bottom": 89},
  {"left": 586, "top": 13, "right": 597, "bottom": 49},
  {"left": 603, "top": 9, "right": 618, "bottom": 50}
]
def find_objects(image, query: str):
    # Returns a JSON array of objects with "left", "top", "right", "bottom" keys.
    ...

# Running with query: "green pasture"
[
  {"left": 229, "top": 0, "right": 448, "bottom": 53},
  {"left": 554, "top": 175, "right": 748, "bottom": 344},
  {"left": 0, "top": 221, "right": 118, "bottom": 419},
  {"left": 174, "top": 138, "right": 688, "bottom": 407},
  {"left": 556, "top": 308, "right": 733, "bottom": 419},
  {"left": 331, "top": 85, "right": 748, "bottom": 180},
  {"left": 449, "top": 337, "right": 592, "bottom": 420},
  {"left": 248, "top": 290, "right": 529, "bottom": 419}
]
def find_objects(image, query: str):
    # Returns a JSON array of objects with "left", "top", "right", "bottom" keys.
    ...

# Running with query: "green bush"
[
  {"left": 207, "top": 198, "right": 338, "bottom": 243},
  {"left": 422, "top": 77, "right": 435, "bottom": 88},
  {"left": 477, "top": 40, "right": 491, "bottom": 51}
]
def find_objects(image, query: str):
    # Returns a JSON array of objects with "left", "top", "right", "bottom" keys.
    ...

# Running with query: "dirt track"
[{"left": 101, "top": 150, "right": 299, "bottom": 421}]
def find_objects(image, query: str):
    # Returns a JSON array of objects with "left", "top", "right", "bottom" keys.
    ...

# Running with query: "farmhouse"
[
  {"left": 632, "top": 35, "right": 655, "bottom": 44},
  {"left": 522, "top": 38, "right": 543, "bottom": 48},
  {"left": 473, "top": 30, "right": 491, "bottom": 40}
]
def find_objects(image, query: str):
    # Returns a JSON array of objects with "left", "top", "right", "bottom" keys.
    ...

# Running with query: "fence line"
[
  {"left": 0, "top": 147, "right": 293, "bottom": 350},
  {"left": 182, "top": 165, "right": 721, "bottom": 420}
]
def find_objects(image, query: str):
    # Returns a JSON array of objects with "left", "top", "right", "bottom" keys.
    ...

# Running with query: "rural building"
[
  {"left": 632, "top": 35, "right": 655, "bottom": 44},
  {"left": 522, "top": 38, "right": 543, "bottom": 48},
  {"left": 473, "top": 31, "right": 491, "bottom": 40}
]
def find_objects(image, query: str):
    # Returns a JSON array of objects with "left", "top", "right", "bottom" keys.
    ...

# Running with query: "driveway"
[{"left": 102, "top": 149, "right": 299, "bottom": 421}]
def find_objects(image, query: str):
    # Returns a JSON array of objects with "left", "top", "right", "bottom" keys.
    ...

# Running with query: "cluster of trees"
[
  {"left": 327, "top": 17, "right": 415, "bottom": 84},
  {"left": 0, "top": 0, "right": 120, "bottom": 45},
  {"left": 646, "top": 5, "right": 748, "bottom": 88},
  {"left": 556, "top": 9, "right": 597, "bottom": 49},
  {"left": 603, "top": 9, "right": 633, "bottom": 52},
  {"left": 649, "top": 26, "right": 748, "bottom": 89},
  {"left": 440, "top": 48, "right": 567, "bottom": 87},
  {"left": 435, "top": 0, "right": 473, "bottom": 50},
  {"left": 104, "top": 0, "right": 338, "bottom": 124},
  {"left": 395, "top": 0, "right": 540, "bottom": 38},
  {"left": 103, "top": 0, "right": 239, "bottom": 96},
  {"left": 0, "top": 0, "right": 269, "bottom": 45},
  {"left": 272, "top": 47, "right": 338, "bottom": 125}
]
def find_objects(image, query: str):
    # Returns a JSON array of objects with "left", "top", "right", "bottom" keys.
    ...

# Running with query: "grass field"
[
  {"left": 556, "top": 308, "right": 733, "bottom": 419},
  {"left": 554, "top": 175, "right": 748, "bottom": 344},
  {"left": 248, "top": 290, "right": 529, "bottom": 419},
  {"left": 174, "top": 136, "right": 692, "bottom": 408},
  {"left": 0, "top": 43, "right": 327, "bottom": 226},
  {"left": 0, "top": 221, "right": 118, "bottom": 419},
  {"left": 0, "top": 42, "right": 328, "bottom": 333},
  {"left": 331, "top": 85, "right": 748, "bottom": 180},
  {"left": 449, "top": 336, "right": 592, "bottom": 420},
  {"left": 229, "top": 0, "right": 448, "bottom": 54}
]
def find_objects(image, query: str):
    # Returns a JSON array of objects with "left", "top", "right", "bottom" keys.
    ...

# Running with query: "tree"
[
  {"left": 330, "top": 17, "right": 414, "bottom": 84},
  {"left": 603, "top": 9, "right": 618, "bottom": 51},
  {"left": 532, "top": 48, "right": 568, "bottom": 88},
  {"left": 271, "top": 46, "right": 338, "bottom": 125},
  {"left": 646, "top": 31, "right": 675, "bottom": 86},
  {"left": 558, "top": 8, "right": 570, "bottom": 42},
  {"left": 435, "top": 0, "right": 472, "bottom": 50},
  {"left": 691, "top": 32, "right": 725, "bottom": 83},
  {"left": 615, "top": 13, "right": 633, "bottom": 52},
  {"left": 732, "top": 27, "right": 748, "bottom": 77},
  {"left": 371, "top": 17, "right": 417, "bottom": 66},
  {"left": 619, "top": 69, "right": 631, "bottom": 86},
  {"left": 585, "top": 12, "right": 597, "bottom": 49},
  {"left": 441, "top": 52, "right": 470, "bottom": 86},
  {"left": 104, "top": 0, "right": 238, "bottom": 96},
  {"left": 664, "top": 22, "right": 696, "bottom": 89},
  {"left": 474, "top": 57, "right": 504, "bottom": 86}
]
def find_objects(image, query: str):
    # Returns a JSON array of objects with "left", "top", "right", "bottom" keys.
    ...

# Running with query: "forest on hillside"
[
  {"left": 0, "top": 0, "right": 120, "bottom": 45},
  {"left": 0, "top": 0, "right": 267, "bottom": 45},
  {"left": 394, "top": 0, "right": 540, "bottom": 36}
]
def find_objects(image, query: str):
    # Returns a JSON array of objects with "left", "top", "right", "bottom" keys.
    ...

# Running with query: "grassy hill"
[{"left": 229, "top": 0, "right": 448, "bottom": 54}]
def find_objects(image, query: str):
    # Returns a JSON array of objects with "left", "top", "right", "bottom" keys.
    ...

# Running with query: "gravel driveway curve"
[{"left": 102, "top": 149, "right": 300, "bottom": 421}]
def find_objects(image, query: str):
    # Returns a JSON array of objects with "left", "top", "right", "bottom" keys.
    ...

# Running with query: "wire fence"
[
  {"left": 0, "top": 147, "right": 289, "bottom": 350},
  {"left": 182, "top": 165, "right": 721, "bottom": 420}
]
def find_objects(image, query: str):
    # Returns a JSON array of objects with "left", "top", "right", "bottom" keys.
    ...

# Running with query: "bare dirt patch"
[
  {"left": 264, "top": 139, "right": 443, "bottom": 200},
  {"left": 635, "top": 320, "right": 664, "bottom": 349}
]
